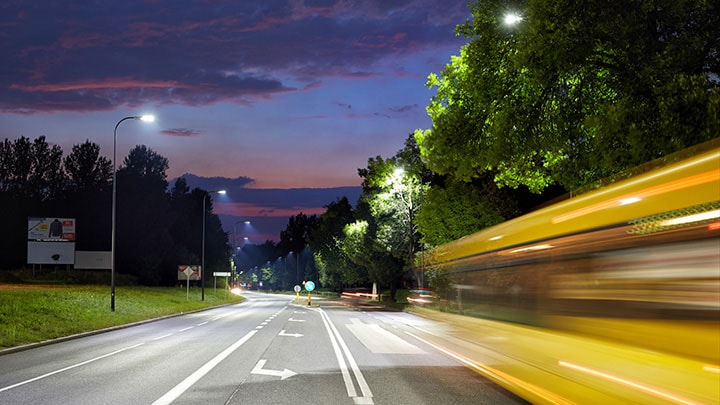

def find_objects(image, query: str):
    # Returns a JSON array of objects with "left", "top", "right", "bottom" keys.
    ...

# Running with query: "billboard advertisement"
[
  {"left": 28, "top": 217, "right": 76, "bottom": 241},
  {"left": 27, "top": 217, "right": 76, "bottom": 265}
]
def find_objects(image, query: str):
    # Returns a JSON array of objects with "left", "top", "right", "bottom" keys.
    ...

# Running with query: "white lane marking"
[
  {"left": 250, "top": 359, "right": 297, "bottom": 380},
  {"left": 317, "top": 308, "right": 374, "bottom": 404},
  {"left": 152, "top": 330, "right": 257, "bottom": 405},
  {"left": 318, "top": 309, "right": 355, "bottom": 397},
  {"left": 197, "top": 321, "right": 208, "bottom": 326},
  {"left": 0, "top": 343, "right": 144, "bottom": 393},
  {"left": 347, "top": 318, "right": 424, "bottom": 354},
  {"left": 179, "top": 326, "right": 194, "bottom": 332},
  {"left": 152, "top": 334, "right": 174, "bottom": 341},
  {"left": 288, "top": 317, "right": 305, "bottom": 322},
  {"left": 278, "top": 330, "right": 303, "bottom": 338}
]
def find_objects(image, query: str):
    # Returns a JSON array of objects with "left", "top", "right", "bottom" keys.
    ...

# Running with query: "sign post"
[
  {"left": 183, "top": 267, "right": 194, "bottom": 300},
  {"left": 304, "top": 281, "right": 315, "bottom": 306},
  {"left": 294, "top": 285, "right": 301, "bottom": 300},
  {"left": 213, "top": 272, "right": 231, "bottom": 294}
]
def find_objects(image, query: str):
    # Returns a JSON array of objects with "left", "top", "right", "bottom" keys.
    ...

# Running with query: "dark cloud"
[
  {"left": 161, "top": 128, "right": 201, "bottom": 137},
  {"left": 174, "top": 173, "right": 255, "bottom": 190},
  {"left": 0, "top": 0, "right": 469, "bottom": 113},
  {"left": 389, "top": 104, "right": 418, "bottom": 113}
]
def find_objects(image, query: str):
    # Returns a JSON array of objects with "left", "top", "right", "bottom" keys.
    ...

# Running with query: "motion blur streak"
[
  {"left": 419, "top": 142, "right": 720, "bottom": 404},
  {"left": 551, "top": 169, "right": 719, "bottom": 224},
  {"left": 558, "top": 361, "right": 701, "bottom": 405},
  {"left": 704, "top": 365, "right": 720, "bottom": 373},
  {"left": 406, "top": 331, "right": 573, "bottom": 405}
]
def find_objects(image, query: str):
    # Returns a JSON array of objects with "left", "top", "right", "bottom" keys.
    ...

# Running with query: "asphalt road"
[{"left": 0, "top": 291, "right": 527, "bottom": 404}]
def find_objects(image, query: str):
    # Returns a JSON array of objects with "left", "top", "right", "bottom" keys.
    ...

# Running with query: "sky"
[{"left": 1, "top": 0, "right": 471, "bottom": 242}]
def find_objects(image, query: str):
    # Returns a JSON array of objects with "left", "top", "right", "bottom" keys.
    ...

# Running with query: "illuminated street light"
[
  {"left": 233, "top": 220, "right": 251, "bottom": 251},
  {"left": 111, "top": 114, "right": 155, "bottom": 312},
  {"left": 504, "top": 12, "right": 523, "bottom": 25},
  {"left": 202, "top": 189, "right": 226, "bottom": 301}
]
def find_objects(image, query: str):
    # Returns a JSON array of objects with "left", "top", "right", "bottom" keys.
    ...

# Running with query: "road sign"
[
  {"left": 304, "top": 281, "right": 315, "bottom": 291},
  {"left": 213, "top": 272, "right": 231, "bottom": 277},
  {"left": 294, "top": 285, "right": 301, "bottom": 293}
]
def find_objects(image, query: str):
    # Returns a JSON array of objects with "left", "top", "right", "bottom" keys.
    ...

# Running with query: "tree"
[
  {"left": 0, "top": 136, "right": 65, "bottom": 201},
  {"left": 64, "top": 140, "right": 112, "bottom": 193},
  {"left": 358, "top": 135, "right": 429, "bottom": 290},
  {"left": 115, "top": 145, "right": 172, "bottom": 284},
  {"left": 0, "top": 136, "right": 66, "bottom": 267},
  {"left": 309, "top": 197, "right": 357, "bottom": 290},
  {"left": 166, "top": 178, "right": 200, "bottom": 269},
  {"left": 278, "top": 213, "right": 319, "bottom": 288},
  {"left": 62, "top": 140, "right": 113, "bottom": 251},
  {"left": 416, "top": 176, "right": 507, "bottom": 247},
  {"left": 416, "top": 0, "right": 719, "bottom": 193}
]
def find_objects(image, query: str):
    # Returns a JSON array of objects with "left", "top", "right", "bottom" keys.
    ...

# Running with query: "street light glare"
[
  {"left": 139, "top": 114, "right": 155, "bottom": 122},
  {"left": 504, "top": 13, "right": 523, "bottom": 25},
  {"left": 217, "top": 190, "right": 227, "bottom": 194}
]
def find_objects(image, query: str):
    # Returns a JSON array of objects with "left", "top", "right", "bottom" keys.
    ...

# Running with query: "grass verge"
[{"left": 0, "top": 285, "right": 243, "bottom": 350}]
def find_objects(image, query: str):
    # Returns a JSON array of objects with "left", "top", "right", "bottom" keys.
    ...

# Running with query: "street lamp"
[
  {"left": 504, "top": 12, "right": 523, "bottom": 25},
  {"left": 111, "top": 114, "right": 154, "bottom": 312},
  {"left": 233, "top": 220, "right": 251, "bottom": 251},
  {"left": 290, "top": 251, "right": 300, "bottom": 284},
  {"left": 202, "top": 189, "right": 226, "bottom": 301}
]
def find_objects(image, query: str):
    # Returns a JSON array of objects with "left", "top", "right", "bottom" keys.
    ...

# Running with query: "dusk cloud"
[
  {"left": 0, "top": 0, "right": 469, "bottom": 114},
  {"left": 1, "top": 0, "right": 470, "bottom": 240}
]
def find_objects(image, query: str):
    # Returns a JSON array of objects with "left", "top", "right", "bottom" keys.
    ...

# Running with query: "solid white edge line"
[
  {"left": 151, "top": 330, "right": 257, "bottom": 405},
  {"left": 318, "top": 308, "right": 374, "bottom": 403},
  {"left": 325, "top": 310, "right": 374, "bottom": 400},
  {"left": 317, "top": 308, "right": 356, "bottom": 397}
]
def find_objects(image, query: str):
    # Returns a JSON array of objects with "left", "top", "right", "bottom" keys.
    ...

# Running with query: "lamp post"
[
  {"left": 111, "top": 114, "right": 154, "bottom": 312},
  {"left": 233, "top": 220, "right": 251, "bottom": 251},
  {"left": 290, "top": 251, "right": 300, "bottom": 284},
  {"left": 202, "top": 189, "right": 226, "bottom": 301}
]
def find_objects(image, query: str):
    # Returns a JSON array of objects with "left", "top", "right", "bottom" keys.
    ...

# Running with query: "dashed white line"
[
  {"left": 152, "top": 334, "right": 174, "bottom": 341},
  {"left": 152, "top": 330, "right": 257, "bottom": 405},
  {"left": 0, "top": 343, "right": 145, "bottom": 393}
]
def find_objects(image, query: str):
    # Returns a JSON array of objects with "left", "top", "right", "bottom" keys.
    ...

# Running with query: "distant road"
[{"left": 0, "top": 292, "right": 526, "bottom": 404}]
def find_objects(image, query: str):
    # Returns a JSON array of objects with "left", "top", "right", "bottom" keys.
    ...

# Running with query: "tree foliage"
[
  {"left": 416, "top": 177, "right": 506, "bottom": 246},
  {"left": 416, "top": 0, "right": 719, "bottom": 193},
  {"left": 0, "top": 137, "right": 229, "bottom": 286},
  {"left": 309, "top": 197, "right": 359, "bottom": 290}
]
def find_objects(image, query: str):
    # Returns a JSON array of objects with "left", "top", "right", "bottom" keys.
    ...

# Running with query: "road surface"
[{"left": 0, "top": 291, "right": 526, "bottom": 404}]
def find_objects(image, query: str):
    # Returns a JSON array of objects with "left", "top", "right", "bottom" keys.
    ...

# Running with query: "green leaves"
[{"left": 417, "top": 0, "right": 718, "bottom": 194}]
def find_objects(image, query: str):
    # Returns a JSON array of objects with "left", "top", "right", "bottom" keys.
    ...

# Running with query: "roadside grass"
[{"left": 0, "top": 285, "right": 243, "bottom": 349}]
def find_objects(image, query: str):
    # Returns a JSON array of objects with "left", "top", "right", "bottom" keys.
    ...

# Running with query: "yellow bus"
[{"left": 420, "top": 141, "right": 719, "bottom": 404}]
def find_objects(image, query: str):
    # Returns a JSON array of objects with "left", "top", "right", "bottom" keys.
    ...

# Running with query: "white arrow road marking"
[
  {"left": 251, "top": 359, "right": 297, "bottom": 380},
  {"left": 279, "top": 330, "right": 304, "bottom": 337},
  {"left": 153, "top": 330, "right": 256, "bottom": 405},
  {"left": 288, "top": 317, "right": 306, "bottom": 322}
]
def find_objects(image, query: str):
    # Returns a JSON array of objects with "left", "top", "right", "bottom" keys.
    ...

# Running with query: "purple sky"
[{"left": 1, "top": 0, "right": 470, "bottom": 241}]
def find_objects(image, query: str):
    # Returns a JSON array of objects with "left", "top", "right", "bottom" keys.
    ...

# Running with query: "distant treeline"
[{"left": 0, "top": 136, "right": 228, "bottom": 285}]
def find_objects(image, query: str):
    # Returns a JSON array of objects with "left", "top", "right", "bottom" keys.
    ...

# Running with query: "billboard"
[
  {"left": 28, "top": 217, "right": 76, "bottom": 241},
  {"left": 27, "top": 217, "right": 76, "bottom": 265}
]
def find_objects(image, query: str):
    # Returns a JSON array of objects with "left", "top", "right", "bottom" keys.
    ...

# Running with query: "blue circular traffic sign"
[{"left": 304, "top": 281, "right": 315, "bottom": 291}]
